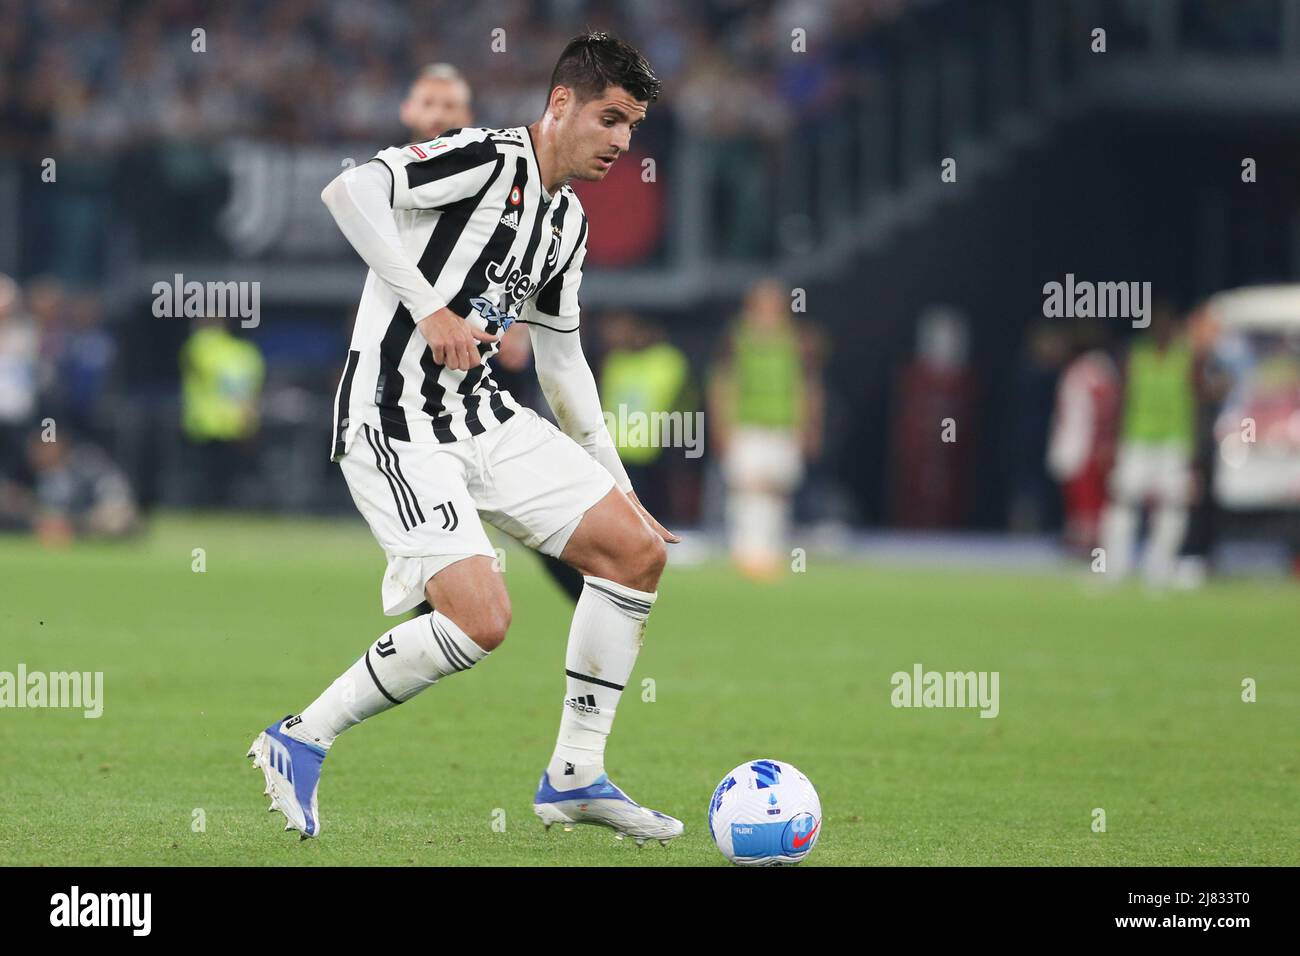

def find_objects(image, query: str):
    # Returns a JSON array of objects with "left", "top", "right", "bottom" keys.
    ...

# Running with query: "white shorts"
[
  {"left": 1109, "top": 440, "right": 1193, "bottom": 508},
  {"left": 339, "top": 406, "right": 615, "bottom": 615},
  {"left": 724, "top": 426, "right": 804, "bottom": 493}
]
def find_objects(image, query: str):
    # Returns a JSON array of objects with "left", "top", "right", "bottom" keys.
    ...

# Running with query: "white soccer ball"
[{"left": 708, "top": 758, "right": 822, "bottom": 865}]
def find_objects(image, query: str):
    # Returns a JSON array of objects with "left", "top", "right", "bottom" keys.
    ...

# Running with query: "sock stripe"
[
  {"left": 565, "top": 668, "right": 625, "bottom": 691},
  {"left": 584, "top": 581, "right": 653, "bottom": 616},
  {"left": 430, "top": 621, "right": 472, "bottom": 672},
  {"left": 363, "top": 649, "right": 402, "bottom": 705},
  {"left": 585, "top": 580, "right": 653, "bottom": 610},
  {"left": 428, "top": 625, "right": 464, "bottom": 672}
]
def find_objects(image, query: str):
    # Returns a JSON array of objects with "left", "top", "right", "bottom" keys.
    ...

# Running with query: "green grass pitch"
[{"left": 0, "top": 514, "right": 1296, "bottom": 866}]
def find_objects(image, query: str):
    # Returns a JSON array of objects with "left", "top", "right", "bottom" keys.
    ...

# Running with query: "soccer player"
[
  {"left": 710, "top": 279, "right": 821, "bottom": 579},
  {"left": 1099, "top": 305, "right": 1196, "bottom": 584},
  {"left": 1047, "top": 320, "right": 1121, "bottom": 554},
  {"left": 248, "top": 32, "right": 683, "bottom": 845},
  {"left": 399, "top": 62, "right": 585, "bottom": 607}
]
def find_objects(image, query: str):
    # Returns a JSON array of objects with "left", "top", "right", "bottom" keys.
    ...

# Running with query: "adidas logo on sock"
[
  {"left": 284, "top": 715, "right": 303, "bottom": 730},
  {"left": 564, "top": 694, "right": 600, "bottom": 715},
  {"left": 564, "top": 762, "right": 575, "bottom": 775}
]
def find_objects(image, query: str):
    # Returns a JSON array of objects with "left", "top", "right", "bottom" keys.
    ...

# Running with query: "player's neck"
[{"left": 527, "top": 120, "right": 567, "bottom": 196}]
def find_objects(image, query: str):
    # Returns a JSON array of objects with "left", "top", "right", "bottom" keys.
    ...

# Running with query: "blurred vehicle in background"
[{"left": 1206, "top": 285, "right": 1300, "bottom": 573}]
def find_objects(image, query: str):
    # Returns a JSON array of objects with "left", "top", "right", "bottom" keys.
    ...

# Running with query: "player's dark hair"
[{"left": 549, "top": 31, "right": 660, "bottom": 105}]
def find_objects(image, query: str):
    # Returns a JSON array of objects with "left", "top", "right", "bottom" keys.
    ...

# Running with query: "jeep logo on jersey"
[
  {"left": 469, "top": 296, "right": 517, "bottom": 332},
  {"left": 485, "top": 254, "right": 533, "bottom": 301}
]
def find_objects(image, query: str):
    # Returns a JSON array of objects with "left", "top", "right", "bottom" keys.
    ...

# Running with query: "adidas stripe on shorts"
[{"left": 339, "top": 406, "right": 614, "bottom": 616}]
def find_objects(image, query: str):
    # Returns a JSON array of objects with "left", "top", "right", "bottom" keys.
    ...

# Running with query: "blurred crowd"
[
  {"left": 0, "top": 272, "right": 137, "bottom": 541},
  {"left": 0, "top": 0, "right": 920, "bottom": 158}
]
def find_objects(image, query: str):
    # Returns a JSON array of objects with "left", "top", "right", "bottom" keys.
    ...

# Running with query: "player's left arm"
[{"left": 523, "top": 232, "right": 678, "bottom": 544}]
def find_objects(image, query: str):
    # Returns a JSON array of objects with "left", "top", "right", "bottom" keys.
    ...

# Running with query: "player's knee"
[
  {"left": 646, "top": 533, "right": 668, "bottom": 580},
  {"left": 450, "top": 595, "right": 511, "bottom": 652},
  {"left": 472, "top": 600, "right": 512, "bottom": 651},
  {"left": 623, "top": 528, "right": 667, "bottom": 590}
]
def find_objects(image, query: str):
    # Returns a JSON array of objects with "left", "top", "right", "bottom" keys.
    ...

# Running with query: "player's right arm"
[{"left": 320, "top": 134, "right": 500, "bottom": 370}]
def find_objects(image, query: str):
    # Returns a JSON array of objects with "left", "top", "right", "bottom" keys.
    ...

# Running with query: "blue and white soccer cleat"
[
  {"left": 247, "top": 716, "right": 327, "bottom": 839},
  {"left": 533, "top": 771, "right": 684, "bottom": 846}
]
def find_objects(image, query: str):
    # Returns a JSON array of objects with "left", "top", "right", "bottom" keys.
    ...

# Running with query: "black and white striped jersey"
[{"left": 330, "top": 125, "right": 589, "bottom": 459}]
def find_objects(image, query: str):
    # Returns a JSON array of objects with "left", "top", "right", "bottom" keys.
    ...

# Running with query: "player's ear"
[{"left": 549, "top": 85, "right": 570, "bottom": 120}]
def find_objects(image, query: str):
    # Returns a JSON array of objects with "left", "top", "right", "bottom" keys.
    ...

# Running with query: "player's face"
[
  {"left": 400, "top": 78, "right": 472, "bottom": 141},
  {"left": 559, "top": 85, "right": 647, "bottom": 181}
]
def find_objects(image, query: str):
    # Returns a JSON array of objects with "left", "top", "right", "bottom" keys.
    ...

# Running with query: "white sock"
[
  {"left": 1100, "top": 501, "right": 1138, "bottom": 579},
  {"left": 547, "top": 575, "right": 657, "bottom": 790},
  {"left": 287, "top": 610, "right": 487, "bottom": 750},
  {"left": 1144, "top": 504, "right": 1188, "bottom": 585},
  {"left": 730, "top": 489, "right": 787, "bottom": 564}
]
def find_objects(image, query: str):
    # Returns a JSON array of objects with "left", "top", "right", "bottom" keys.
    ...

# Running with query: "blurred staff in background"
[
  {"left": 24, "top": 426, "right": 139, "bottom": 547},
  {"left": 398, "top": 61, "right": 583, "bottom": 605},
  {"left": 711, "top": 278, "right": 822, "bottom": 580},
  {"left": 399, "top": 63, "right": 473, "bottom": 142},
  {"left": 1178, "top": 302, "right": 1233, "bottom": 586},
  {"left": 1099, "top": 304, "right": 1196, "bottom": 585},
  {"left": 179, "top": 316, "right": 264, "bottom": 509},
  {"left": 0, "top": 272, "right": 136, "bottom": 542},
  {"left": 887, "top": 306, "right": 976, "bottom": 529},
  {"left": 0, "top": 274, "right": 37, "bottom": 488},
  {"left": 1047, "top": 318, "right": 1121, "bottom": 555},
  {"left": 1008, "top": 322, "right": 1068, "bottom": 537},
  {"left": 598, "top": 311, "right": 694, "bottom": 525}
]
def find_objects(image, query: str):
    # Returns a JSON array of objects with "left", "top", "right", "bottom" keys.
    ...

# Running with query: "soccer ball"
[{"left": 708, "top": 759, "right": 822, "bottom": 865}]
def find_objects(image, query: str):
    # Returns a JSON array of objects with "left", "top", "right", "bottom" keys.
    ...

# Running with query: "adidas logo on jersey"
[
  {"left": 499, "top": 209, "right": 521, "bottom": 231},
  {"left": 565, "top": 694, "right": 600, "bottom": 715}
]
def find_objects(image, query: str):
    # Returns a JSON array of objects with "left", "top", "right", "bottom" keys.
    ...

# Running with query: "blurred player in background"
[
  {"left": 711, "top": 278, "right": 821, "bottom": 579},
  {"left": 1047, "top": 318, "right": 1121, "bottom": 554},
  {"left": 401, "top": 62, "right": 584, "bottom": 606},
  {"left": 1100, "top": 305, "right": 1195, "bottom": 584}
]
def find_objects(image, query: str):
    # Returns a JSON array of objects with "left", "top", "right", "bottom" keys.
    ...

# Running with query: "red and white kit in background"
[{"left": 1047, "top": 350, "right": 1121, "bottom": 552}]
